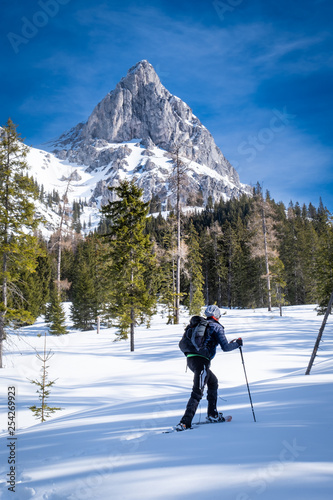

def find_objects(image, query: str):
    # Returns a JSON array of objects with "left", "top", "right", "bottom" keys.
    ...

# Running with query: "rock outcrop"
[{"left": 50, "top": 60, "right": 251, "bottom": 206}]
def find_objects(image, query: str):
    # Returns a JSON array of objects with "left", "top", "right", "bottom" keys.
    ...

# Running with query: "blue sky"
[{"left": 2, "top": 0, "right": 333, "bottom": 211}]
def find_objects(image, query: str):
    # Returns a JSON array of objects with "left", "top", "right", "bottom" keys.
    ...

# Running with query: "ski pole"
[{"left": 239, "top": 346, "right": 256, "bottom": 422}]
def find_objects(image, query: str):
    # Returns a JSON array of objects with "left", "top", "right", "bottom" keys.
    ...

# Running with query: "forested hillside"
[
  {"left": 6, "top": 182, "right": 333, "bottom": 333},
  {"left": 147, "top": 185, "right": 333, "bottom": 313},
  {"left": 1, "top": 120, "right": 332, "bottom": 349}
]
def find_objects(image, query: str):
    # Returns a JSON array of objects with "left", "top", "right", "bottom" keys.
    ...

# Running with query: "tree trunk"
[
  {"left": 130, "top": 307, "right": 135, "bottom": 352},
  {"left": 306, "top": 290, "right": 333, "bottom": 375},
  {"left": 0, "top": 141, "right": 10, "bottom": 368},
  {"left": 205, "top": 269, "right": 209, "bottom": 305},
  {"left": 262, "top": 204, "right": 272, "bottom": 311},
  {"left": 0, "top": 253, "right": 8, "bottom": 368},
  {"left": 57, "top": 237, "right": 62, "bottom": 297},
  {"left": 130, "top": 264, "right": 135, "bottom": 352},
  {"left": 0, "top": 316, "right": 4, "bottom": 369},
  {"left": 172, "top": 257, "right": 176, "bottom": 322},
  {"left": 56, "top": 176, "right": 73, "bottom": 297},
  {"left": 189, "top": 279, "right": 193, "bottom": 309},
  {"left": 227, "top": 242, "right": 232, "bottom": 309},
  {"left": 41, "top": 334, "right": 47, "bottom": 422},
  {"left": 277, "top": 285, "right": 283, "bottom": 316},
  {"left": 175, "top": 155, "right": 181, "bottom": 324}
]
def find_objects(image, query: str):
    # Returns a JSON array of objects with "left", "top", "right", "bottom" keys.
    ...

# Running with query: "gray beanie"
[{"left": 205, "top": 305, "right": 221, "bottom": 319}]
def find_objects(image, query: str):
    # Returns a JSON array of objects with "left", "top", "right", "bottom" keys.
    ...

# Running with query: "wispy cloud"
[{"left": 2, "top": 0, "right": 332, "bottom": 209}]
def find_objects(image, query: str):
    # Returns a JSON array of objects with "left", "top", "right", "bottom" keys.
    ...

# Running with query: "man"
[{"left": 175, "top": 304, "right": 242, "bottom": 431}]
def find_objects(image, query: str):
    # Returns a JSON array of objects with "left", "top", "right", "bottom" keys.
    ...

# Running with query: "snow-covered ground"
[{"left": 1, "top": 305, "right": 332, "bottom": 500}]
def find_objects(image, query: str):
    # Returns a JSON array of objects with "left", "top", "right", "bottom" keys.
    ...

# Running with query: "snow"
[
  {"left": 25, "top": 140, "right": 245, "bottom": 238},
  {"left": 26, "top": 147, "right": 103, "bottom": 205},
  {"left": 1, "top": 304, "right": 332, "bottom": 500}
]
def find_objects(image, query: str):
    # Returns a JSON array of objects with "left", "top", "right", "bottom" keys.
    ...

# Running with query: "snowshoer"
[{"left": 175, "top": 305, "right": 242, "bottom": 431}]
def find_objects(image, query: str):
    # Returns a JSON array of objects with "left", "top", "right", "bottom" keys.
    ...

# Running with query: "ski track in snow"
[{"left": 0, "top": 304, "right": 332, "bottom": 499}]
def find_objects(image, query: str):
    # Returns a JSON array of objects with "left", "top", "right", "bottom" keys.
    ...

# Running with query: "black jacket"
[{"left": 203, "top": 318, "right": 239, "bottom": 359}]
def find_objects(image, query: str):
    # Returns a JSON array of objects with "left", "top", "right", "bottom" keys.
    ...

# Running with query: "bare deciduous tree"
[
  {"left": 247, "top": 191, "right": 280, "bottom": 311},
  {"left": 168, "top": 144, "right": 190, "bottom": 323}
]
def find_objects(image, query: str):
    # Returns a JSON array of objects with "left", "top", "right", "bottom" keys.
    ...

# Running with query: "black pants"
[{"left": 180, "top": 356, "right": 218, "bottom": 427}]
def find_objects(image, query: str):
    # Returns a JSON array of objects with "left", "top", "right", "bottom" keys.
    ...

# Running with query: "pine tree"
[
  {"left": 200, "top": 226, "right": 216, "bottom": 305},
  {"left": 204, "top": 221, "right": 227, "bottom": 306},
  {"left": 71, "top": 235, "right": 103, "bottom": 330},
  {"left": 156, "top": 224, "right": 178, "bottom": 323},
  {"left": 315, "top": 210, "right": 333, "bottom": 313},
  {"left": 46, "top": 286, "right": 67, "bottom": 335},
  {"left": 279, "top": 203, "right": 320, "bottom": 305},
  {"left": 222, "top": 219, "right": 247, "bottom": 308},
  {"left": 279, "top": 204, "right": 303, "bottom": 304},
  {"left": 269, "top": 257, "right": 288, "bottom": 315},
  {"left": 0, "top": 119, "right": 43, "bottom": 367},
  {"left": 101, "top": 180, "right": 157, "bottom": 351},
  {"left": 29, "top": 331, "right": 61, "bottom": 422},
  {"left": 14, "top": 239, "right": 53, "bottom": 320},
  {"left": 72, "top": 200, "right": 82, "bottom": 233}
]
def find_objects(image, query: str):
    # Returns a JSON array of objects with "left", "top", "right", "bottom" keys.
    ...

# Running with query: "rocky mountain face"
[{"left": 49, "top": 60, "right": 251, "bottom": 207}]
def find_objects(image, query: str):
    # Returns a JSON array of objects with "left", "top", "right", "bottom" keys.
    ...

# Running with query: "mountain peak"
[
  {"left": 50, "top": 61, "right": 251, "bottom": 207},
  {"left": 128, "top": 59, "right": 155, "bottom": 75},
  {"left": 117, "top": 59, "right": 162, "bottom": 93}
]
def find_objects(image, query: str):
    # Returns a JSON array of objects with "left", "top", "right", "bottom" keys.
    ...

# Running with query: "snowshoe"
[
  {"left": 174, "top": 422, "right": 189, "bottom": 432},
  {"left": 206, "top": 412, "right": 226, "bottom": 423}
]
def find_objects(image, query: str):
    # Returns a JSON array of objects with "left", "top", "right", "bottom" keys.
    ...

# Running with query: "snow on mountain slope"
[
  {"left": 26, "top": 138, "right": 243, "bottom": 236},
  {"left": 23, "top": 61, "right": 253, "bottom": 235},
  {"left": 26, "top": 145, "right": 102, "bottom": 237},
  {"left": 46, "top": 60, "right": 252, "bottom": 209},
  {"left": 27, "top": 145, "right": 106, "bottom": 204},
  {"left": 1, "top": 305, "right": 332, "bottom": 499},
  {"left": 28, "top": 140, "right": 244, "bottom": 202}
]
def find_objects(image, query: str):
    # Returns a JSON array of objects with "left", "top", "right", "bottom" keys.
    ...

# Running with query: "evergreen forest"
[{"left": 1, "top": 120, "right": 333, "bottom": 355}]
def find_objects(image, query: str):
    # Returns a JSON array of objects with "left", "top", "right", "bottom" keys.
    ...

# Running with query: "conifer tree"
[
  {"left": 14, "top": 240, "right": 53, "bottom": 320},
  {"left": 315, "top": 211, "right": 333, "bottom": 313},
  {"left": 46, "top": 286, "right": 67, "bottom": 335},
  {"left": 156, "top": 225, "right": 178, "bottom": 323},
  {"left": 200, "top": 226, "right": 216, "bottom": 305},
  {"left": 29, "top": 331, "right": 61, "bottom": 422},
  {"left": 0, "top": 119, "right": 43, "bottom": 367},
  {"left": 71, "top": 235, "right": 103, "bottom": 330},
  {"left": 279, "top": 203, "right": 320, "bottom": 305},
  {"left": 222, "top": 220, "right": 246, "bottom": 308},
  {"left": 72, "top": 200, "right": 82, "bottom": 233},
  {"left": 203, "top": 221, "right": 227, "bottom": 306},
  {"left": 269, "top": 257, "right": 288, "bottom": 315},
  {"left": 279, "top": 203, "right": 304, "bottom": 304},
  {"left": 101, "top": 180, "right": 157, "bottom": 351}
]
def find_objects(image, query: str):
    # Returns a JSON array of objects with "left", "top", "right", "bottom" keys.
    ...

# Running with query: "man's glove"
[{"left": 232, "top": 338, "right": 243, "bottom": 347}]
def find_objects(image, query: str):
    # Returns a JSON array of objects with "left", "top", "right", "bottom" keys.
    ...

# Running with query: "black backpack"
[{"left": 179, "top": 316, "right": 210, "bottom": 358}]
